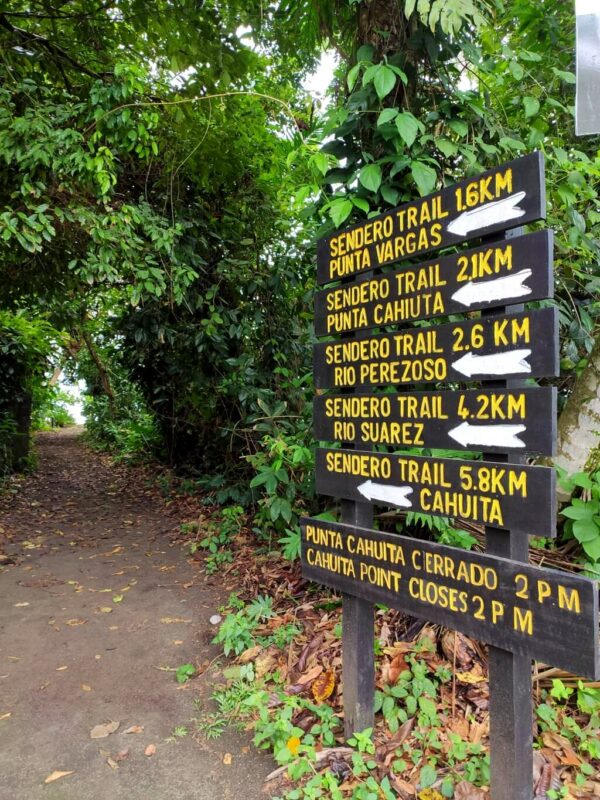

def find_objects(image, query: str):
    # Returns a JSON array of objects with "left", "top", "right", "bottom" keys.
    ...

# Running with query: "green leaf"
[
  {"left": 405, "top": 0, "right": 417, "bottom": 17},
  {"left": 499, "top": 136, "right": 526, "bottom": 151},
  {"left": 419, "top": 764, "right": 437, "bottom": 788},
  {"left": 347, "top": 63, "right": 361, "bottom": 91},
  {"left": 356, "top": 45, "right": 374, "bottom": 62},
  {"left": 374, "top": 65, "right": 397, "bottom": 100},
  {"left": 310, "top": 152, "right": 329, "bottom": 176},
  {"left": 377, "top": 108, "right": 399, "bottom": 127},
  {"left": 411, "top": 161, "right": 437, "bottom": 196},
  {"left": 436, "top": 138, "right": 458, "bottom": 157},
  {"left": 352, "top": 197, "right": 370, "bottom": 213},
  {"left": 582, "top": 535, "right": 600, "bottom": 561},
  {"left": 509, "top": 61, "right": 524, "bottom": 80},
  {"left": 395, "top": 112, "right": 420, "bottom": 147},
  {"left": 552, "top": 68, "right": 576, "bottom": 84},
  {"left": 573, "top": 518, "right": 600, "bottom": 543},
  {"left": 359, "top": 164, "right": 382, "bottom": 193},
  {"left": 523, "top": 96, "right": 540, "bottom": 118},
  {"left": 448, "top": 119, "right": 468, "bottom": 137},
  {"left": 380, "top": 185, "right": 399, "bottom": 205},
  {"left": 329, "top": 199, "right": 353, "bottom": 227}
]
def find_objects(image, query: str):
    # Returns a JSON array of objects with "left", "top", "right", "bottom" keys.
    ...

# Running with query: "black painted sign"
[
  {"left": 314, "top": 387, "right": 557, "bottom": 456},
  {"left": 301, "top": 518, "right": 600, "bottom": 679},
  {"left": 317, "top": 152, "right": 545, "bottom": 285},
  {"left": 315, "top": 448, "right": 557, "bottom": 537},
  {"left": 314, "top": 230, "right": 553, "bottom": 337},
  {"left": 314, "top": 307, "right": 558, "bottom": 390}
]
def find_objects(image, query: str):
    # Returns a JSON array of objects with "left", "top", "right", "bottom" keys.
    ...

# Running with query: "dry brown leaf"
[
  {"left": 223, "top": 753, "right": 233, "bottom": 765},
  {"left": 560, "top": 747, "right": 582, "bottom": 767},
  {"left": 96, "top": 607, "right": 112, "bottom": 614},
  {"left": 454, "top": 781, "right": 489, "bottom": 800},
  {"left": 56, "top": 666, "right": 68, "bottom": 671},
  {"left": 297, "top": 664, "right": 323, "bottom": 686},
  {"left": 115, "top": 749, "right": 130, "bottom": 762},
  {"left": 388, "top": 652, "right": 408, "bottom": 685},
  {"left": 160, "top": 617, "right": 191, "bottom": 624},
  {"left": 0, "top": 712, "right": 12, "bottom": 721},
  {"left": 441, "top": 630, "right": 476, "bottom": 667},
  {"left": 124, "top": 725, "right": 144, "bottom": 734},
  {"left": 90, "top": 720, "right": 120, "bottom": 739},
  {"left": 65, "top": 618, "right": 87, "bottom": 626},
  {"left": 106, "top": 757, "right": 119, "bottom": 770},
  {"left": 44, "top": 771, "right": 74, "bottom": 784},
  {"left": 238, "top": 645, "right": 262, "bottom": 664},
  {"left": 81, "top": 684, "right": 92, "bottom": 692},
  {"left": 144, "top": 744, "right": 156, "bottom": 757},
  {"left": 255, "top": 651, "right": 277, "bottom": 678},
  {"left": 312, "top": 669, "right": 336, "bottom": 703}
]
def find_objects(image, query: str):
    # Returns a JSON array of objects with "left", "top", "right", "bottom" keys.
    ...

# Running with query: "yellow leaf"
[
  {"left": 44, "top": 771, "right": 74, "bottom": 784},
  {"left": 81, "top": 684, "right": 92, "bottom": 692},
  {"left": 223, "top": 753, "right": 233, "bottom": 765},
  {"left": 0, "top": 712, "right": 11, "bottom": 721},
  {"left": 312, "top": 669, "right": 336, "bottom": 703},
  {"left": 286, "top": 736, "right": 301, "bottom": 756},
  {"left": 418, "top": 790, "right": 444, "bottom": 800},
  {"left": 456, "top": 670, "right": 486, "bottom": 685}
]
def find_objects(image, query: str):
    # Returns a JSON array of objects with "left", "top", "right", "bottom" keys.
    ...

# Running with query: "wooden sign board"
[
  {"left": 314, "top": 387, "right": 557, "bottom": 456},
  {"left": 314, "top": 307, "right": 558, "bottom": 390},
  {"left": 317, "top": 152, "right": 545, "bottom": 285},
  {"left": 315, "top": 448, "right": 557, "bottom": 537},
  {"left": 301, "top": 518, "right": 600, "bottom": 679},
  {"left": 314, "top": 230, "right": 553, "bottom": 338}
]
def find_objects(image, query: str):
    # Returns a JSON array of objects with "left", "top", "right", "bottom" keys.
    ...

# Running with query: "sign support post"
[
  {"left": 483, "top": 228, "right": 533, "bottom": 800},
  {"left": 341, "top": 497, "right": 374, "bottom": 738}
]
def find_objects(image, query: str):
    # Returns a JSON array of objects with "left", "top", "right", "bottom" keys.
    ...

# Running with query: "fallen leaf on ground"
[
  {"left": 81, "top": 684, "right": 92, "bottom": 692},
  {"left": 297, "top": 664, "right": 323, "bottom": 686},
  {"left": 223, "top": 753, "right": 232, "bottom": 765},
  {"left": 44, "top": 771, "right": 74, "bottom": 784},
  {"left": 418, "top": 790, "right": 444, "bottom": 800},
  {"left": 144, "top": 744, "right": 156, "bottom": 757},
  {"left": 106, "top": 757, "right": 119, "bottom": 770},
  {"left": 14, "top": 602, "right": 29, "bottom": 607},
  {"left": 160, "top": 617, "right": 191, "bottom": 624},
  {"left": 456, "top": 670, "right": 486, "bottom": 685},
  {"left": 124, "top": 725, "right": 144, "bottom": 734},
  {"left": 387, "top": 652, "right": 408, "bottom": 685},
  {"left": 0, "top": 712, "right": 11, "bottom": 721},
  {"left": 90, "top": 721, "right": 120, "bottom": 739},
  {"left": 66, "top": 619, "right": 87, "bottom": 626},
  {"left": 96, "top": 607, "right": 112, "bottom": 614},
  {"left": 238, "top": 644, "right": 262, "bottom": 663},
  {"left": 312, "top": 669, "right": 336, "bottom": 702},
  {"left": 454, "top": 781, "right": 489, "bottom": 800},
  {"left": 115, "top": 749, "right": 129, "bottom": 762},
  {"left": 112, "top": 595, "right": 123, "bottom": 604},
  {"left": 56, "top": 666, "right": 68, "bottom": 671}
]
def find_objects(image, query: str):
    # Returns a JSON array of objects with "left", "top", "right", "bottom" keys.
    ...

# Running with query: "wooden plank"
[
  {"left": 315, "top": 230, "right": 553, "bottom": 337},
  {"left": 314, "top": 307, "right": 558, "bottom": 390},
  {"left": 300, "top": 517, "right": 600, "bottom": 679},
  {"left": 313, "top": 386, "right": 557, "bottom": 456},
  {"left": 317, "top": 152, "right": 545, "bottom": 285},
  {"left": 315, "top": 448, "right": 557, "bottom": 537}
]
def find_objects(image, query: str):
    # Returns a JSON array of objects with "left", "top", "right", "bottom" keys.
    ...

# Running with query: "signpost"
[
  {"left": 314, "top": 307, "right": 559, "bottom": 390},
  {"left": 305, "top": 151, "right": 600, "bottom": 800},
  {"left": 315, "top": 448, "right": 557, "bottom": 537},
  {"left": 314, "top": 229, "right": 553, "bottom": 336},
  {"left": 314, "top": 386, "right": 557, "bottom": 454}
]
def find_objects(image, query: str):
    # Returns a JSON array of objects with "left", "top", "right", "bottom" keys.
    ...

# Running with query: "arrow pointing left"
[
  {"left": 357, "top": 481, "right": 413, "bottom": 508},
  {"left": 451, "top": 269, "right": 533, "bottom": 308},
  {"left": 448, "top": 421, "right": 527, "bottom": 449}
]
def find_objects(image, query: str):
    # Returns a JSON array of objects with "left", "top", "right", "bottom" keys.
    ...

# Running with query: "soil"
[{"left": 0, "top": 428, "right": 271, "bottom": 800}]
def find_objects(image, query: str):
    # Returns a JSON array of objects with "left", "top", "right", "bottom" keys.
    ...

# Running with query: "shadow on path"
[{"left": 0, "top": 429, "right": 269, "bottom": 799}]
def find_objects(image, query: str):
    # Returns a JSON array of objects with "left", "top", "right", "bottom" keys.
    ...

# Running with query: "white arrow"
[
  {"left": 357, "top": 481, "right": 413, "bottom": 508},
  {"left": 452, "top": 349, "right": 532, "bottom": 377},
  {"left": 448, "top": 421, "right": 527, "bottom": 448},
  {"left": 451, "top": 269, "right": 533, "bottom": 307},
  {"left": 447, "top": 191, "right": 527, "bottom": 237}
]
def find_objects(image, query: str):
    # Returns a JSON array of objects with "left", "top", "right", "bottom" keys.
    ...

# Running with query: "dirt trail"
[{"left": 0, "top": 429, "right": 270, "bottom": 800}]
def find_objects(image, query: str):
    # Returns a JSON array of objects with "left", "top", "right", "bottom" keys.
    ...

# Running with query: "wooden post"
[
  {"left": 484, "top": 227, "right": 533, "bottom": 800},
  {"left": 342, "top": 497, "right": 374, "bottom": 738}
]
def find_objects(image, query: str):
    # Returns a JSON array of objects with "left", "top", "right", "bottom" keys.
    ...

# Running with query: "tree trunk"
[
  {"left": 80, "top": 329, "right": 116, "bottom": 417},
  {"left": 11, "top": 390, "right": 32, "bottom": 470},
  {"left": 554, "top": 336, "right": 600, "bottom": 498}
]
